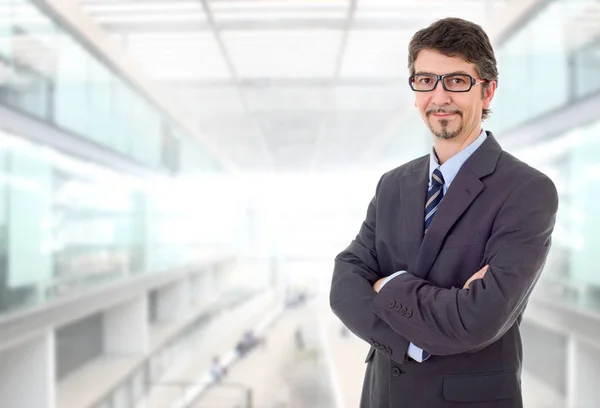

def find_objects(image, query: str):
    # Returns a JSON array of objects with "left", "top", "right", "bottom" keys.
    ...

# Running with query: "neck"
[{"left": 433, "top": 127, "right": 482, "bottom": 165}]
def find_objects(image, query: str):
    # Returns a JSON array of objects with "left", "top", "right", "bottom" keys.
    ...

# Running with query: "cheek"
[
  {"left": 415, "top": 95, "right": 429, "bottom": 112},
  {"left": 455, "top": 97, "right": 477, "bottom": 118}
]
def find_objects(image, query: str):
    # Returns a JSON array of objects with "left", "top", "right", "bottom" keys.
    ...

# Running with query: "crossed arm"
[{"left": 330, "top": 174, "right": 558, "bottom": 359}]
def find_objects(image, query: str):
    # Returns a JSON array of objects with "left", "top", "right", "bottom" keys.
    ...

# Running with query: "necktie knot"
[{"left": 431, "top": 168, "right": 444, "bottom": 187}]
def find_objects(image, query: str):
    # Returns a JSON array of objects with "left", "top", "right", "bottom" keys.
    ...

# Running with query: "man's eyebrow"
[{"left": 414, "top": 70, "right": 471, "bottom": 76}]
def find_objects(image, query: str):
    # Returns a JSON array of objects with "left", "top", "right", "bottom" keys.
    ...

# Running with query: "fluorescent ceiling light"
[
  {"left": 94, "top": 12, "right": 206, "bottom": 23},
  {"left": 223, "top": 29, "right": 343, "bottom": 42},
  {"left": 83, "top": 2, "right": 203, "bottom": 13},
  {"left": 215, "top": 11, "right": 347, "bottom": 21},
  {"left": 128, "top": 33, "right": 213, "bottom": 42},
  {"left": 357, "top": 0, "right": 482, "bottom": 8},
  {"left": 211, "top": 0, "right": 349, "bottom": 11}
]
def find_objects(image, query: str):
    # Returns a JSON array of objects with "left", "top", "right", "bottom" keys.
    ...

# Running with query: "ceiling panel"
[
  {"left": 340, "top": 30, "right": 413, "bottom": 78},
  {"left": 126, "top": 33, "right": 230, "bottom": 80},
  {"left": 74, "top": 0, "right": 510, "bottom": 171},
  {"left": 355, "top": 0, "right": 491, "bottom": 27},
  {"left": 242, "top": 87, "right": 332, "bottom": 112},
  {"left": 332, "top": 84, "right": 410, "bottom": 111},
  {"left": 223, "top": 30, "right": 343, "bottom": 78},
  {"left": 161, "top": 84, "right": 247, "bottom": 114}
]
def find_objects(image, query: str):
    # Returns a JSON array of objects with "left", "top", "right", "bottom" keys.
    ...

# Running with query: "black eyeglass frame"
[{"left": 408, "top": 73, "right": 490, "bottom": 93}]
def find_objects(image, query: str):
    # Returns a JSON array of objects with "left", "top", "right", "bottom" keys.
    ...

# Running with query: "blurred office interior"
[{"left": 0, "top": 0, "right": 599, "bottom": 407}]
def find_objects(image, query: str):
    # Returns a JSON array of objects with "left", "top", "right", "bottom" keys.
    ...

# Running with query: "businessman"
[{"left": 330, "top": 18, "right": 558, "bottom": 408}]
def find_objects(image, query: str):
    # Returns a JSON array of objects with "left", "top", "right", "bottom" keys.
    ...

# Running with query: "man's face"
[{"left": 412, "top": 49, "right": 494, "bottom": 141}]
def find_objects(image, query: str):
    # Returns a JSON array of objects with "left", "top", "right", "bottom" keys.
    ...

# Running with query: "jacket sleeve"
[
  {"left": 330, "top": 174, "right": 410, "bottom": 364},
  {"left": 371, "top": 174, "right": 558, "bottom": 356}
]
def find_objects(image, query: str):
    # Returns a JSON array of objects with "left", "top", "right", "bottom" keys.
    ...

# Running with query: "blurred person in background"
[
  {"left": 294, "top": 326, "right": 305, "bottom": 350},
  {"left": 235, "top": 330, "right": 264, "bottom": 357},
  {"left": 330, "top": 17, "right": 558, "bottom": 408},
  {"left": 209, "top": 355, "right": 227, "bottom": 383}
]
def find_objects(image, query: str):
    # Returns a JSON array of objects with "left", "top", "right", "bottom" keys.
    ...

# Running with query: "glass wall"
[
  {"left": 0, "top": 0, "right": 218, "bottom": 174},
  {"left": 514, "top": 118, "right": 600, "bottom": 310},
  {"left": 484, "top": 0, "right": 600, "bottom": 310},
  {"left": 487, "top": 0, "right": 600, "bottom": 133},
  {"left": 0, "top": 128, "right": 241, "bottom": 316},
  {"left": 0, "top": 0, "right": 232, "bottom": 316}
]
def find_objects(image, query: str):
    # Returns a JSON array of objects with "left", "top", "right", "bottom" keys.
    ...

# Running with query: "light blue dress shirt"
[{"left": 379, "top": 129, "right": 488, "bottom": 362}]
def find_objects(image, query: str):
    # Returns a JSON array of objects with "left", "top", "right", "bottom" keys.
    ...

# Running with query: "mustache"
[{"left": 426, "top": 107, "right": 462, "bottom": 116}]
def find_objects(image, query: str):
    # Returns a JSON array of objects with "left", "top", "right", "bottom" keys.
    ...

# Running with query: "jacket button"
[
  {"left": 388, "top": 300, "right": 396, "bottom": 308},
  {"left": 377, "top": 345, "right": 385, "bottom": 352},
  {"left": 406, "top": 310, "right": 413, "bottom": 318},
  {"left": 400, "top": 306, "right": 407, "bottom": 315},
  {"left": 374, "top": 342, "right": 380, "bottom": 348},
  {"left": 392, "top": 367, "right": 401, "bottom": 377},
  {"left": 394, "top": 303, "right": 402, "bottom": 312},
  {"left": 385, "top": 347, "right": 392, "bottom": 355}
]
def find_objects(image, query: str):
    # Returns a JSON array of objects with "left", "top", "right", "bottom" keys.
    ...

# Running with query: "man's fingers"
[
  {"left": 464, "top": 265, "right": 490, "bottom": 289},
  {"left": 474, "top": 265, "right": 490, "bottom": 279}
]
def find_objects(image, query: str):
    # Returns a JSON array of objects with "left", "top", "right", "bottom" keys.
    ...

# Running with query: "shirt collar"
[{"left": 429, "top": 129, "right": 487, "bottom": 187}]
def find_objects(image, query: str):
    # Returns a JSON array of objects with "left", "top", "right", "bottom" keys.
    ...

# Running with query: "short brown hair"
[{"left": 408, "top": 17, "right": 498, "bottom": 121}]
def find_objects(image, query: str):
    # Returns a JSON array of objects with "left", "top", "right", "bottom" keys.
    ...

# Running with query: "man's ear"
[{"left": 482, "top": 80, "right": 497, "bottom": 109}]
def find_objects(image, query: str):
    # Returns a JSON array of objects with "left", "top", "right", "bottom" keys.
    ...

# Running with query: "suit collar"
[
  {"left": 429, "top": 128, "right": 487, "bottom": 189},
  {"left": 463, "top": 130, "right": 502, "bottom": 179},
  {"left": 405, "top": 131, "right": 501, "bottom": 178}
]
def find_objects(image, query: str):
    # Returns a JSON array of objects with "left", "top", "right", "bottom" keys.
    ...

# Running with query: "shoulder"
[
  {"left": 495, "top": 151, "right": 558, "bottom": 207},
  {"left": 377, "top": 154, "right": 429, "bottom": 190},
  {"left": 497, "top": 150, "right": 553, "bottom": 184}
]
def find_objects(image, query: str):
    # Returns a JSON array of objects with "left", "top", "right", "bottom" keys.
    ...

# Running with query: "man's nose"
[{"left": 430, "top": 80, "right": 452, "bottom": 105}]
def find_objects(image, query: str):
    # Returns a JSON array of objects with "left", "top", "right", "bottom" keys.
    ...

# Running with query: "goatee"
[
  {"left": 428, "top": 118, "right": 463, "bottom": 140},
  {"left": 426, "top": 108, "right": 463, "bottom": 140}
]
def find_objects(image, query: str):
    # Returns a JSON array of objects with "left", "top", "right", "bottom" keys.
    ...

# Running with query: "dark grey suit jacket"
[{"left": 330, "top": 132, "right": 558, "bottom": 408}]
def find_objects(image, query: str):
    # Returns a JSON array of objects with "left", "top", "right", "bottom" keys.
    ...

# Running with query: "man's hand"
[
  {"left": 463, "top": 265, "right": 489, "bottom": 289},
  {"left": 373, "top": 277, "right": 387, "bottom": 293}
]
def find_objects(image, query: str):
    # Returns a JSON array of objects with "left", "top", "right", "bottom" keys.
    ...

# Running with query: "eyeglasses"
[{"left": 409, "top": 73, "right": 489, "bottom": 93}]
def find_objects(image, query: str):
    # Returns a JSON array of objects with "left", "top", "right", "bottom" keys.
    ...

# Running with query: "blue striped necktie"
[
  {"left": 418, "top": 167, "right": 444, "bottom": 361},
  {"left": 425, "top": 168, "right": 445, "bottom": 232}
]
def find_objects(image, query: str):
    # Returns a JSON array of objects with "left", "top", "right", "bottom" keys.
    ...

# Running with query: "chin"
[
  {"left": 430, "top": 122, "right": 462, "bottom": 140},
  {"left": 434, "top": 131, "right": 459, "bottom": 140}
]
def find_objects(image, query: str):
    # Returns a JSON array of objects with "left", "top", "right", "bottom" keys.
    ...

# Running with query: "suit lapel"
[
  {"left": 399, "top": 157, "right": 429, "bottom": 269},
  {"left": 411, "top": 132, "right": 503, "bottom": 280},
  {"left": 413, "top": 170, "right": 484, "bottom": 279}
]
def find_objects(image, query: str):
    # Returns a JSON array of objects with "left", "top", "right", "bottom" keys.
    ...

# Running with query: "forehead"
[{"left": 414, "top": 49, "right": 478, "bottom": 76}]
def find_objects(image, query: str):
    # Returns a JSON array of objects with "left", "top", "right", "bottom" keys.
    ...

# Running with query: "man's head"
[{"left": 408, "top": 18, "right": 498, "bottom": 141}]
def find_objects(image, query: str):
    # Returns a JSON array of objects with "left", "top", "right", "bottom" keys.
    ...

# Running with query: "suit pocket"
[
  {"left": 365, "top": 346, "right": 375, "bottom": 363},
  {"left": 443, "top": 370, "right": 520, "bottom": 402}
]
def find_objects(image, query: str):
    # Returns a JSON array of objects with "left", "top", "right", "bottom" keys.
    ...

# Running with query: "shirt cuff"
[
  {"left": 379, "top": 270, "right": 406, "bottom": 289},
  {"left": 407, "top": 343, "right": 430, "bottom": 363}
]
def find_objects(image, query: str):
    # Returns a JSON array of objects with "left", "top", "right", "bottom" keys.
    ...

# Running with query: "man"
[{"left": 330, "top": 17, "right": 558, "bottom": 408}]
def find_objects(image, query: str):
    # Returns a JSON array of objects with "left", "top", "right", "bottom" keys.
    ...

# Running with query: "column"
[
  {"left": 156, "top": 279, "right": 191, "bottom": 322},
  {"left": 567, "top": 337, "right": 600, "bottom": 408},
  {"left": 0, "top": 331, "right": 55, "bottom": 408},
  {"left": 103, "top": 296, "right": 149, "bottom": 355}
]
